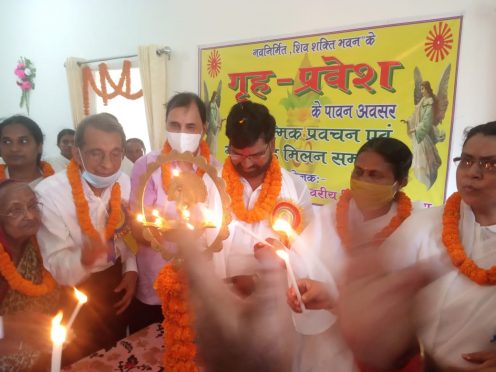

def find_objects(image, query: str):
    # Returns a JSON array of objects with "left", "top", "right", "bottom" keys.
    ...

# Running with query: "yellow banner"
[{"left": 199, "top": 17, "right": 462, "bottom": 206}]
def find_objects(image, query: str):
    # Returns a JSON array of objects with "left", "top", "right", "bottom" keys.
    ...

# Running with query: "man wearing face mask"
[
  {"left": 128, "top": 92, "right": 217, "bottom": 332},
  {"left": 211, "top": 100, "right": 314, "bottom": 297},
  {"left": 35, "top": 113, "right": 137, "bottom": 364}
]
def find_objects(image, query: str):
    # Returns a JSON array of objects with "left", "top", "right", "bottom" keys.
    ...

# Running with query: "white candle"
[
  {"left": 51, "top": 312, "right": 66, "bottom": 372},
  {"left": 276, "top": 249, "right": 306, "bottom": 311},
  {"left": 232, "top": 221, "right": 275, "bottom": 248},
  {"left": 66, "top": 287, "right": 88, "bottom": 330}
]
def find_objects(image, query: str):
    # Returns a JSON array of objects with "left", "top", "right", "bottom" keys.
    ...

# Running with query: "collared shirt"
[
  {"left": 130, "top": 150, "right": 220, "bottom": 305},
  {"left": 212, "top": 167, "right": 314, "bottom": 279},
  {"left": 36, "top": 169, "right": 136, "bottom": 286}
]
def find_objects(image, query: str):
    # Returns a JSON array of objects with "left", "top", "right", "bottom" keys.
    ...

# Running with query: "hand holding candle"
[
  {"left": 51, "top": 312, "right": 66, "bottom": 372},
  {"left": 275, "top": 249, "right": 306, "bottom": 311},
  {"left": 66, "top": 287, "right": 88, "bottom": 330}
]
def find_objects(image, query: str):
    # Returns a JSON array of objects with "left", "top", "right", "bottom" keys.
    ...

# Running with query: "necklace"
[
  {"left": 67, "top": 160, "right": 121, "bottom": 241},
  {"left": 222, "top": 154, "right": 282, "bottom": 223},
  {"left": 442, "top": 192, "right": 496, "bottom": 285},
  {"left": 336, "top": 189, "right": 412, "bottom": 248}
]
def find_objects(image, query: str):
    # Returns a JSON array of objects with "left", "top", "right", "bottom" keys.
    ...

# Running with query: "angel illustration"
[
  {"left": 402, "top": 64, "right": 451, "bottom": 189},
  {"left": 203, "top": 80, "right": 225, "bottom": 155}
]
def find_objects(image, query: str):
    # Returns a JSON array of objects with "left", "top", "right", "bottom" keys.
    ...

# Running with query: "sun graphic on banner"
[
  {"left": 424, "top": 22, "right": 453, "bottom": 62},
  {"left": 207, "top": 49, "right": 222, "bottom": 78}
]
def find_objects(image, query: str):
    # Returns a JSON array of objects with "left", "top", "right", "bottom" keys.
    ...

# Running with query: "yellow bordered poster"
[{"left": 199, "top": 17, "right": 462, "bottom": 206}]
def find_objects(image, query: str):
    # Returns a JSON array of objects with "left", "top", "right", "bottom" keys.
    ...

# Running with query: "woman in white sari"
[
  {"left": 258, "top": 137, "right": 415, "bottom": 372},
  {"left": 366, "top": 121, "right": 496, "bottom": 370}
]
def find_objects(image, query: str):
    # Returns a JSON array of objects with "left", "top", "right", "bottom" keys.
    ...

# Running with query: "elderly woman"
[
  {"left": 0, "top": 115, "right": 54, "bottom": 186},
  {"left": 0, "top": 180, "right": 59, "bottom": 370},
  {"left": 341, "top": 121, "right": 496, "bottom": 371}
]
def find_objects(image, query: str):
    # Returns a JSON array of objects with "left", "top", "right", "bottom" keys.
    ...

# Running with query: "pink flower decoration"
[
  {"left": 17, "top": 63, "right": 25, "bottom": 69},
  {"left": 15, "top": 69, "right": 26, "bottom": 79},
  {"left": 21, "top": 81, "right": 32, "bottom": 90}
]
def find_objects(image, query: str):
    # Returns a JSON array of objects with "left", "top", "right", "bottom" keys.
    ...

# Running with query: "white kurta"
[
  {"left": 289, "top": 199, "right": 401, "bottom": 372},
  {"left": 35, "top": 169, "right": 137, "bottom": 286},
  {"left": 211, "top": 168, "right": 314, "bottom": 279},
  {"left": 44, "top": 154, "right": 70, "bottom": 173},
  {"left": 381, "top": 202, "right": 496, "bottom": 369}
]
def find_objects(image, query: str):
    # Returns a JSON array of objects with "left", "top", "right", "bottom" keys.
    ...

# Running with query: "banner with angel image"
[{"left": 199, "top": 17, "right": 462, "bottom": 206}]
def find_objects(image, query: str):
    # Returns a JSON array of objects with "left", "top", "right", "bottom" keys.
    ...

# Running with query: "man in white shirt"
[
  {"left": 214, "top": 100, "right": 314, "bottom": 296},
  {"left": 45, "top": 128, "right": 75, "bottom": 172},
  {"left": 36, "top": 114, "right": 137, "bottom": 363}
]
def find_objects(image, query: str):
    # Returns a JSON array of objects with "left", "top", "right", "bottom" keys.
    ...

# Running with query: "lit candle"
[
  {"left": 232, "top": 221, "right": 276, "bottom": 248},
  {"left": 151, "top": 209, "right": 160, "bottom": 217},
  {"left": 276, "top": 249, "right": 306, "bottom": 311},
  {"left": 66, "top": 287, "right": 88, "bottom": 330},
  {"left": 51, "top": 312, "right": 66, "bottom": 372},
  {"left": 272, "top": 218, "right": 296, "bottom": 240},
  {"left": 136, "top": 214, "right": 145, "bottom": 223},
  {"left": 172, "top": 168, "right": 181, "bottom": 177},
  {"left": 200, "top": 207, "right": 220, "bottom": 228}
]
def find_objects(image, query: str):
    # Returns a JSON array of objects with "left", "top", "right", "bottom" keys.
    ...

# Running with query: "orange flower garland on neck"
[
  {"left": 0, "top": 237, "right": 56, "bottom": 296},
  {"left": 154, "top": 262, "right": 198, "bottom": 371},
  {"left": 67, "top": 160, "right": 121, "bottom": 241},
  {"left": 0, "top": 161, "right": 55, "bottom": 181},
  {"left": 161, "top": 140, "right": 210, "bottom": 194},
  {"left": 442, "top": 192, "right": 496, "bottom": 285},
  {"left": 222, "top": 154, "right": 282, "bottom": 223},
  {"left": 336, "top": 189, "right": 412, "bottom": 248}
]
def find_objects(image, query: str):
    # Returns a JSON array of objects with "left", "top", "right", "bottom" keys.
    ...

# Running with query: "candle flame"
[
  {"left": 200, "top": 206, "right": 221, "bottom": 227},
  {"left": 275, "top": 249, "right": 289, "bottom": 262},
  {"left": 154, "top": 217, "right": 163, "bottom": 227},
  {"left": 152, "top": 209, "right": 160, "bottom": 217},
  {"left": 74, "top": 287, "right": 88, "bottom": 304},
  {"left": 186, "top": 222, "right": 195, "bottom": 230},
  {"left": 136, "top": 214, "right": 144, "bottom": 223},
  {"left": 181, "top": 207, "right": 191, "bottom": 220},
  {"left": 51, "top": 312, "right": 66, "bottom": 345},
  {"left": 172, "top": 168, "right": 181, "bottom": 177},
  {"left": 272, "top": 218, "right": 294, "bottom": 237}
]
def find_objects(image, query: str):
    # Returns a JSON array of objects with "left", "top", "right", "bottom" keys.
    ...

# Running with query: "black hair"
[
  {"left": 0, "top": 115, "right": 44, "bottom": 165},
  {"left": 126, "top": 137, "right": 146, "bottom": 149},
  {"left": 166, "top": 92, "right": 207, "bottom": 124},
  {"left": 356, "top": 137, "right": 412, "bottom": 182},
  {"left": 57, "top": 128, "right": 75, "bottom": 145},
  {"left": 225, "top": 101, "right": 276, "bottom": 148},
  {"left": 462, "top": 121, "right": 496, "bottom": 147},
  {"left": 75, "top": 113, "right": 126, "bottom": 148}
]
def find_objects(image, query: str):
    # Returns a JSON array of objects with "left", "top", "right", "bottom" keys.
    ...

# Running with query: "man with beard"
[{"left": 213, "top": 101, "right": 314, "bottom": 297}]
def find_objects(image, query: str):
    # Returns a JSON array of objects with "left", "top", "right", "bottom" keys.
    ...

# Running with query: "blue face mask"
[{"left": 78, "top": 149, "right": 122, "bottom": 189}]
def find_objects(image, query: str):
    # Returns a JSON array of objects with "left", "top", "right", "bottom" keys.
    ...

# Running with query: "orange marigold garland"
[
  {"left": 0, "top": 161, "right": 55, "bottom": 181},
  {"left": 161, "top": 140, "right": 211, "bottom": 194},
  {"left": 222, "top": 154, "right": 282, "bottom": 223},
  {"left": 154, "top": 262, "right": 199, "bottom": 372},
  {"left": 82, "top": 60, "right": 143, "bottom": 115},
  {"left": 67, "top": 160, "right": 121, "bottom": 241},
  {"left": 442, "top": 192, "right": 496, "bottom": 285},
  {"left": 0, "top": 238, "right": 56, "bottom": 296},
  {"left": 336, "top": 189, "right": 412, "bottom": 248}
]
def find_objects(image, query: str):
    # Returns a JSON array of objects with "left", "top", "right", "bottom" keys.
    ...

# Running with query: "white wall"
[{"left": 1, "top": 0, "right": 495, "bottom": 195}]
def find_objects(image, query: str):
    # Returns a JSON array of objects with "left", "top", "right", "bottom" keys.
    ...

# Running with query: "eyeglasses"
[
  {"left": 82, "top": 149, "right": 124, "bottom": 164},
  {"left": 453, "top": 156, "right": 496, "bottom": 173},
  {"left": 228, "top": 144, "right": 270, "bottom": 163},
  {"left": 0, "top": 201, "right": 43, "bottom": 219}
]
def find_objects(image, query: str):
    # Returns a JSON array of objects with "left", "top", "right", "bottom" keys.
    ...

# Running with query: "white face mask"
[
  {"left": 165, "top": 131, "right": 201, "bottom": 153},
  {"left": 78, "top": 149, "right": 121, "bottom": 189}
]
